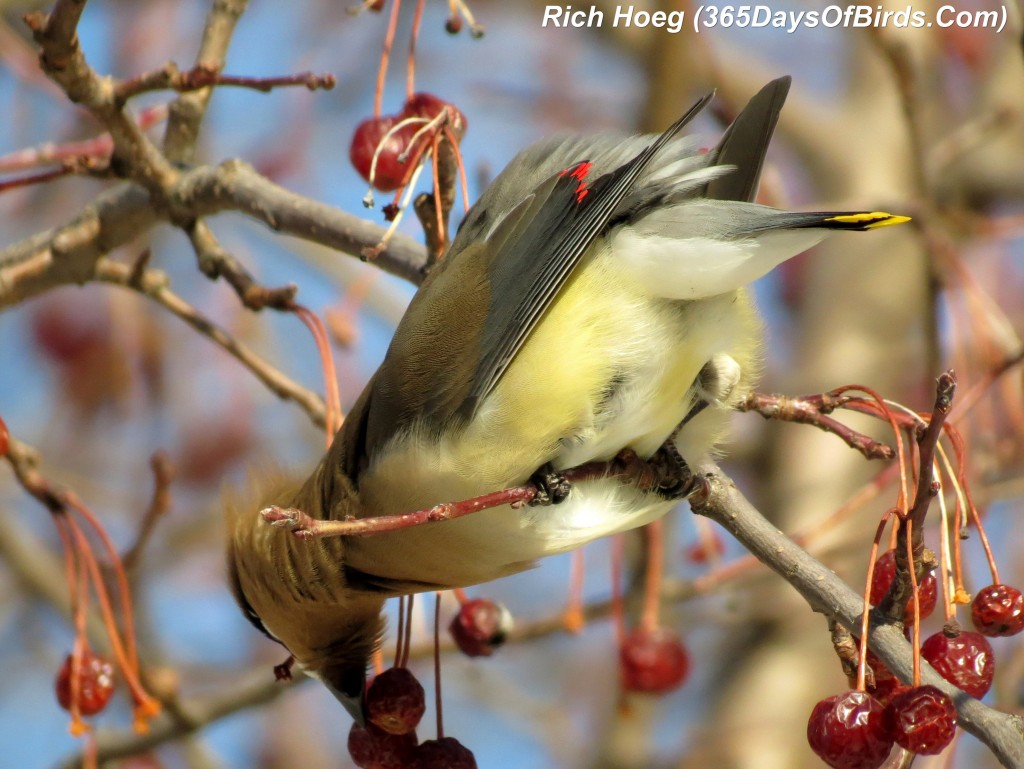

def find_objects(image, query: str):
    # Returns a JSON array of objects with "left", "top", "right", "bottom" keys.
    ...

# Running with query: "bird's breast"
[{"left": 347, "top": 247, "right": 759, "bottom": 588}]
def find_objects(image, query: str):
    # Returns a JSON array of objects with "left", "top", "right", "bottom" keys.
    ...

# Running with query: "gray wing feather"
[{"left": 458, "top": 92, "right": 716, "bottom": 418}]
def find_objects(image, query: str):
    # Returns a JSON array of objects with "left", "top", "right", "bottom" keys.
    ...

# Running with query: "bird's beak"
[
  {"left": 322, "top": 665, "right": 368, "bottom": 726},
  {"left": 334, "top": 687, "right": 367, "bottom": 727}
]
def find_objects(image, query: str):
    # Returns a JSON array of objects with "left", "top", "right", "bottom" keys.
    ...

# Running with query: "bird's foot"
[
  {"left": 528, "top": 463, "right": 572, "bottom": 506},
  {"left": 273, "top": 655, "right": 296, "bottom": 681},
  {"left": 646, "top": 442, "right": 698, "bottom": 501}
]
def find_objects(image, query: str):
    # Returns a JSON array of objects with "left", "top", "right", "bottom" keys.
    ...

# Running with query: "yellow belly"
[{"left": 346, "top": 246, "right": 762, "bottom": 588}]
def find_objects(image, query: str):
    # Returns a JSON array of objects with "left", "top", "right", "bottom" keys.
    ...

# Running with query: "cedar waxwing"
[{"left": 226, "top": 77, "right": 908, "bottom": 721}]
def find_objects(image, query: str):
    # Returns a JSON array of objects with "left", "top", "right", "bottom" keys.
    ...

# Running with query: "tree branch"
[
  {"left": 163, "top": 0, "right": 250, "bottom": 164},
  {"left": 93, "top": 258, "right": 327, "bottom": 427},
  {"left": 173, "top": 159, "right": 427, "bottom": 284},
  {"left": 690, "top": 462, "right": 1024, "bottom": 768},
  {"left": 0, "top": 160, "right": 427, "bottom": 309},
  {"left": 24, "top": 3, "right": 180, "bottom": 194}
]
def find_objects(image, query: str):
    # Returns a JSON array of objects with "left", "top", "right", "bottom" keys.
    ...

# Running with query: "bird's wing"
[
  {"left": 355, "top": 93, "right": 714, "bottom": 458},
  {"left": 457, "top": 91, "right": 715, "bottom": 419}
]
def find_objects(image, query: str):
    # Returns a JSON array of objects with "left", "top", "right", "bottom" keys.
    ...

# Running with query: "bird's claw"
[
  {"left": 528, "top": 464, "right": 572, "bottom": 506},
  {"left": 273, "top": 655, "right": 296, "bottom": 681},
  {"left": 647, "top": 442, "right": 697, "bottom": 500}
]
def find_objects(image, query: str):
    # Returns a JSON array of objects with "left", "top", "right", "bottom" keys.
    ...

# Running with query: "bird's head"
[{"left": 224, "top": 464, "right": 387, "bottom": 723}]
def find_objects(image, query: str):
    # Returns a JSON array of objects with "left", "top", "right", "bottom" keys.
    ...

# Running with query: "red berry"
[
  {"left": 55, "top": 651, "right": 115, "bottom": 716},
  {"left": 684, "top": 529, "right": 724, "bottom": 563},
  {"left": 806, "top": 690, "right": 893, "bottom": 769},
  {"left": 365, "top": 667, "right": 425, "bottom": 735},
  {"left": 347, "top": 721, "right": 417, "bottom": 769},
  {"left": 869, "top": 550, "right": 938, "bottom": 624},
  {"left": 413, "top": 737, "right": 477, "bottom": 769},
  {"left": 31, "top": 298, "right": 108, "bottom": 365},
  {"left": 971, "top": 584, "right": 1024, "bottom": 637},
  {"left": 449, "top": 598, "right": 512, "bottom": 657},
  {"left": 870, "top": 676, "right": 911, "bottom": 707},
  {"left": 921, "top": 630, "right": 994, "bottom": 698},
  {"left": 619, "top": 627, "right": 689, "bottom": 694},
  {"left": 0, "top": 415, "right": 8, "bottom": 457},
  {"left": 444, "top": 15, "right": 463, "bottom": 34},
  {"left": 349, "top": 115, "right": 413, "bottom": 192},
  {"left": 860, "top": 649, "right": 910, "bottom": 706},
  {"left": 401, "top": 92, "right": 467, "bottom": 133},
  {"left": 885, "top": 685, "right": 957, "bottom": 754}
]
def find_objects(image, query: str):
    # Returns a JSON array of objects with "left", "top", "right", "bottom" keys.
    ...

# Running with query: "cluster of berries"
[
  {"left": 807, "top": 553, "right": 1023, "bottom": 768},
  {"left": 348, "top": 667, "right": 476, "bottom": 769}
]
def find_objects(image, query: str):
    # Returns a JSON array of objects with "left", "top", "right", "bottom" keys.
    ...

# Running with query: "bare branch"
[
  {"left": 185, "top": 220, "right": 298, "bottom": 311},
  {"left": 122, "top": 451, "right": 176, "bottom": 573},
  {"left": 690, "top": 462, "right": 1024, "bottom": 768},
  {"left": 93, "top": 258, "right": 327, "bottom": 428},
  {"left": 174, "top": 159, "right": 427, "bottom": 284},
  {"left": 116, "top": 63, "right": 335, "bottom": 102},
  {"left": 55, "top": 672, "right": 290, "bottom": 769},
  {"left": 0, "top": 162, "right": 427, "bottom": 309},
  {"left": 24, "top": 4, "right": 179, "bottom": 194},
  {"left": 163, "top": 0, "right": 250, "bottom": 164},
  {"left": 0, "top": 183, "right": 152, "bottom": 306},
  {"left": 741, "top": 391, "right": 896, "bottom": 460}
]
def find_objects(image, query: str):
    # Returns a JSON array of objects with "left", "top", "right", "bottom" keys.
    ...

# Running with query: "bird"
[{"left": 226, "top": 76, "right": 908, "bottom": 719}]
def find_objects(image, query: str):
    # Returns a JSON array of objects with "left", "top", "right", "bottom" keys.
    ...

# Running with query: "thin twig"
[
  {"left": 875, "top": 372, "right": 955, "bottom": 624},
  {"left": 163, "top": 0, "right": 250, "bottom": 164},
  {"left": 0, "top": 104, "right": 168, "bottom": 173},
  {"left": 260, "top": 449, "right": 673, "bottom": 539},
  {"left": 741, "top": 391, "right": 895, "bottom": 460},
  {"left": 93, "top": 258, "right": 327, "bottom": 428},
  {"left": 122, "top": 451, "right": 176, "bottom": 572},
  {"left": 186, "top": 221, "right": 298, "bottom": 311},
  {"left": 116, "top": 63, "right": 334, "bottom": 102}
]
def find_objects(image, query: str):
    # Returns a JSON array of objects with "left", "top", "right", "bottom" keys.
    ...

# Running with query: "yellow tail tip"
[
  {"left": 866, "top": 213, "right": 912, "bottom": 229},
  {"left": 825, "top": 212, "right": 912, "bottom": 230}
]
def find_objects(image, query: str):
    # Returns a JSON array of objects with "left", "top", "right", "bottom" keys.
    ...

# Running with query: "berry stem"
[
  {"left": 64, "top": 514, "right": 160, "bottom": 727},
  {"left": 374, "top": 0, "right": 402, "bottom": 117},
  {"left": 84, "top": 732, "right": 98, "bottom": 769},
  {"left": 433, "top": 591, "right": 444, "bottom": 739},
  {"left": 289, "top": 305, "right": 343, "bottom": 444},
  {"left": 443, "top": 125, "right": 471, "bottom": 213},
  {"left": 640, "top": 519, "right": 664, "bottom": 633},
  {"left": 450, "top": 0, "right": 484, "bottom": 35},
  {"left": 859, "top": 513, "right": 895, "bottom": 691},
  {"left": 936, "top": 465, "right": 956, "bottom": 623},
  {"left": 905, "top": 517, "right": 921, "bottom": 687},
  {"left": 401, "top": 593, "right": 415, "bottom": 669},
  {"left": 407, "top": 0, "right": 425, "bottom": 100},
  {"left": 61, "top": 513, "right": 91, "bottom": 736},
  {"left": 831, "top": 385, "right": 910, "bottom": 512},
  {"left": 564, "top": 548, "right": 585, "bottom": 633},
  {"left": 948, "top": 449, "right": 968, "bottom": 603},
  {"left": 429, "top": 132, "right": 447, "bottom": 250},
  {"left": 961, "top": 480, "right": 1000, "bottom": 585},
  {"left": 66, "top": 494, "right": 141, "bottom": 674},
  {"left": 611, "top": 535, "right": 625, "bottom": 649},
  {"left": 395, "top": 595, "right": 406, "bottom": 667}
]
